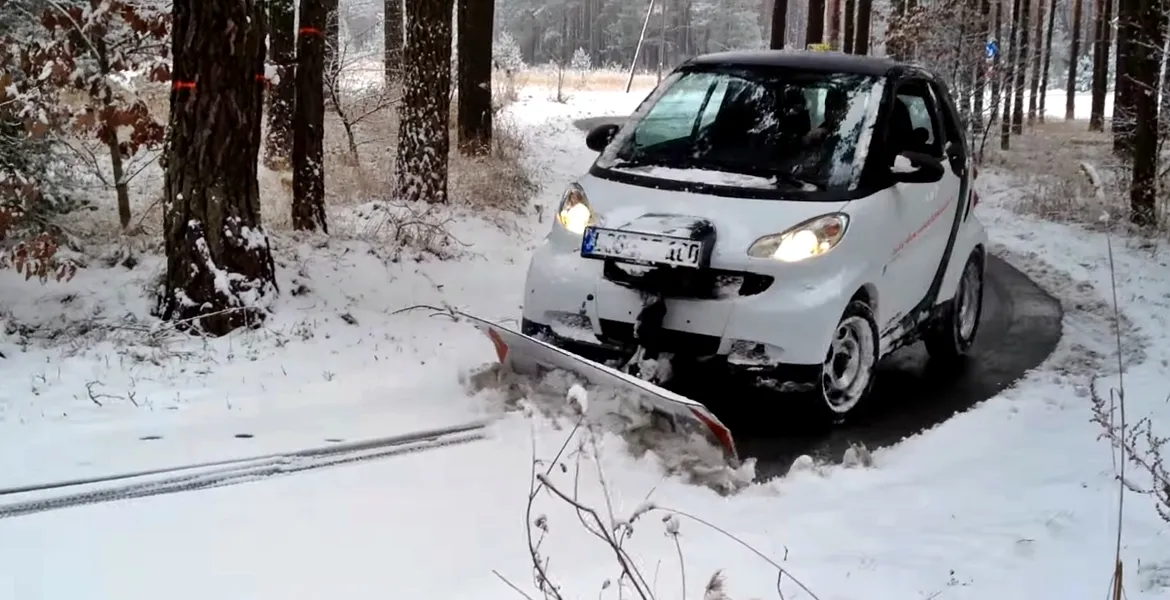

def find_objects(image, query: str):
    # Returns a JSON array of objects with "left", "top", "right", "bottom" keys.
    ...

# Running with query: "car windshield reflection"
[{"left": 597, "top": 66, "right": 881, "bottom": 192}]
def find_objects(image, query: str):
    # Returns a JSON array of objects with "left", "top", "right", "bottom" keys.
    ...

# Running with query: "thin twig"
[
  {"left": 493, "top": 570, "right": 539, "bottom": 600},
  {"left": 658, "top": 507, "right": 821, "bottom": 600},
  {"left": 1105, "top": 227, "right": 1127, "bottom": 600},
  {"left": 537, "top": 472, "right": 653, "bottom": 600},
  {"left": 672, "top": 535, "right": 686, "bottom": 600}
]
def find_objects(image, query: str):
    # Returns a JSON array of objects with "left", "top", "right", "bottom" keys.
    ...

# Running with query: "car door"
[{"left": 880, "top": 78, "right": 961, "bottom": 327}]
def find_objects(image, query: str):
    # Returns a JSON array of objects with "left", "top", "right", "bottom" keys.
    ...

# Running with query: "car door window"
[
  {"left": 887, "top": 80, "right": 944, "bottom": 159},
  {"left": 634, "top": 72, "right": 725, "bottom": 146},
  {"left": 928, "top": 82, "right": 965, "bottom": 165}
]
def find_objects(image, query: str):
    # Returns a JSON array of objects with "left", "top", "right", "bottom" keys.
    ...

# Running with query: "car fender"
[{"left": 936, "top": 214, "right": 988, "bottom": 303}]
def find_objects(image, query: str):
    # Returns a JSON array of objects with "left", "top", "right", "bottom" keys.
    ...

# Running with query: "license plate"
[{"left": 581, "top": 227, "right": 704, "bottom": 268}]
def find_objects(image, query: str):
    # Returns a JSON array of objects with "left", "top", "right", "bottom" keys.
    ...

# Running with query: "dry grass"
[
  {"left": 983, "top": 119, "right": 1138, "bottom": 229},
  {"left": 515, "top": 67, "right": 659, "bottom": 94},
  {"left": 50, "top": 74, "right": 536, "bottom": 260},
  {"left": 255, "top": 85, "right": 536, "bottom": 249}
]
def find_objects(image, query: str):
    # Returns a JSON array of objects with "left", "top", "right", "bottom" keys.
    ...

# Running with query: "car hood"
[{"left": 578, "top": 172, "right": 851, "bottom": 267}]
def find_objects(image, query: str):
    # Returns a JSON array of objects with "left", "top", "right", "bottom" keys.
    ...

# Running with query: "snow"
[
  {"left": 2, "top": 87, "right": 1170, "bottom": 599},
  {"left": 892, "top": 153, "right": 916, "bottom": 173},
  {"left": 612, "top": 163, "right": 786, "bottom": 189}
]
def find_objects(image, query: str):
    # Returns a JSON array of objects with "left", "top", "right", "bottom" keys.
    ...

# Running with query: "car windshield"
[{"left": 596, "top": 66, "right": 882, "bottom": 192}]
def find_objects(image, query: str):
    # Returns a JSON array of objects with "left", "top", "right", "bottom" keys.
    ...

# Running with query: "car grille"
[
  {"left": 602, "top": 260, "right": 773, "bottom": 299},
  {"left": 598, "top": 319, "right": 722, "bottom": 356}
]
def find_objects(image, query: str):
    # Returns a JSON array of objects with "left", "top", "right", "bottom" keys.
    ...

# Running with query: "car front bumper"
[{"left": 520, "top": 238, "right": 860, "bottom": 383}]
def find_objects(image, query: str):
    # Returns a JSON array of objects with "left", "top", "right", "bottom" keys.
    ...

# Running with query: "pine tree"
[
  {"left": 457, "top": 0, "right": 494, "bottom": 155},
  {"left": 385, "top": 0, "right": 403, "bottom": 85},
  {"left": 1065, "top": 0, "right": 1082, "bottom": 120},
  {"left": 396, "top": 0, "right": 454, "bottom": 204},
  {"left": 265, "top": 0, "right": 296, "bottom": 168},
  {"left": 291, "top": 0, "right": 335, "bottom": 232},
  {"left": 158, "top": 0, "right": 277, "bottom": 336}
]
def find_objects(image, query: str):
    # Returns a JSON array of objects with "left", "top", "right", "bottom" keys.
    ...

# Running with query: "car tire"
[
  {"left": 818, "top": 299, "right": 880, "bottom": 419},
  {"left": 924, "top": 251, "right": 984, "bottom": 363}
]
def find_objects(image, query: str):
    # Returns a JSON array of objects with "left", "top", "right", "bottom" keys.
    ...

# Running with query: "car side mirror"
[
  {"left": 586, "top": 123, "right": 620, "bottom": 152},
  {"left": 890, "top": 151, "right": 945, "bottom": 184}
]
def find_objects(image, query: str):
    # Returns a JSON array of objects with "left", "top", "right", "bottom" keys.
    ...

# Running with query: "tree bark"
[
  {"left": 855, "top": 0, "right": 872, "bottom": 54},
  {"left": 264, "top": 0, "right": 296, "bottom": 169},
  {"left": 843, "top": 0, "right": 856, "bottom": 53},
  {"left": 1113, "top": 0, "right": 1139, "bottom": 154},
  {"left": 325, "top": 1, "right": 340, "bottom": 76},
  {"left": 1011, "top": 0, "right": 1030, "bottom": 134},
  {"left": 1089, "top": 0, "right": 1112, "bottom": 131},
  {"left": 1001, "top": 0, "right": 1020, "bottom": 149},
  {"left": 457, "top": 0, "right": 493, "bottom": 155},
  {"left": 1065, "top": 0, "right": 1083, "bottom": 119},
  {"left": 396, "top": 0, "right": 454, "bottom": 204},
  {"left": 973, "top": 0, "right": 990, "bottom": 133},
  {"left": 826, "top": 0, "right": 842, "bottom": 49},
  {"left": 158, "top": 0, "right": 277, "bottom": 336},
  {"left": 384, "top": 0, "right": 402, "bottom": 85},
  {"left": 770, "top": 0, "right": 789, "bottom": 49},
  {"left": 991, "top": 0, "right": 1003, "bottom": 128},
  {"left": 1037, "top": 0, "right": 1055, "bottom": 121},
  {"left": 806, "top": 0, "right": 825, "bottom": 45},
  {"left": 1128, "top": 0, "right": 1164, "bottom": 226},
  {"left": 292, "top": 0, "right": 333, "bottom": 233},
  {"left": 1027, "top": 0, "right": 1045, "bottom": 125}
]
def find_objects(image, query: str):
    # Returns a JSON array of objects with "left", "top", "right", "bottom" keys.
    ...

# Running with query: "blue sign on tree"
[{"left": 986, "top": 39, "right": 999, "bottom": 59}]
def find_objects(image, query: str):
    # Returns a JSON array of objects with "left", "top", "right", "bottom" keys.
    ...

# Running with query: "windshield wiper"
[
  {"left": 771, "top": 171, "right": 825, "bottom": 191},
  {"left": 613, "top": 153, "right": 826, "bottom": 191},
  {"left": 694, "top": 157, "right": 826, "bottom": 191}
]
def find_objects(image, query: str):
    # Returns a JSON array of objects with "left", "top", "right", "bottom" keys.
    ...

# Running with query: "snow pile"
[{"left": 462, "top": 362, "right": 756, "bottom": 495}]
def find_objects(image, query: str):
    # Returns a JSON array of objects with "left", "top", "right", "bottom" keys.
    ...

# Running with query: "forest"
[{"left": 0, "top": 0, "right": 1166, "bottom": 339}]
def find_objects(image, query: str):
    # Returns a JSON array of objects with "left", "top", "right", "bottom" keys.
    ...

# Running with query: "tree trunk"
[
  {"left": 396, "top": 0, "right": 454, "bottom": 204},
  {"left": 1027, "top": 0, "right": 1045, "bottom": 125},
  {"left": 92, "top": 36, "right": 133, "bottom": 229},
  {"left": 1011, "top": 0, "right": 1030, "bottom": 134},
  {"left": 806, "top": 0, "right": 825, "bottom": 45},
  {"left": 1129, "top": 0, "right": 1164, "bottom": 226},
  {"left": 1113, "top": 0, "right": 1139, "bottom": 154},
  {"left": 956, "top": 12, "right": 971, "bottom": 125},
  {"left": 1066, "top": 0, "right": 1083, "bottom": 119},
  {"left": 1002, "top": 0, "right": 1020, "bottom": 148},
  {"left": 158, "top": 0, "right": 277, "bottom": 336},
  {"left": 855, "top": 0, "right": 872, "bottom": 54},
  {"left": 826, "top": 0, "right": 842, "bottom": 49},
  {"left": 770, "top": 0, "right": 789, "bottom": 49},
  {"left": 843, "top": 0, "right": 856, "bottom": 53},
  {"left": 264, "top": 0, "right": 296, "bottom": 169},
  {"left": 1089, "top": 0, "right": 1112, "bottom": 131},
  {"left": 1162, "top": 24, "right": 1170, "bottom": 118},
  {"left": 991, "top": 0, "right": 1003, "bottom": 128},
  {"left": 973, "top": 0, "right": 990, "bottom": 133},
  {"left": 1037, "top": 0, "right": 1056, "bottom": 121},
  {"left": 325, "top": 2, "right": 340, "bottom": 76},
  {"left": 385, "top": 0, "right": 403, "bottom": 85},
  {"left": 292, "top": 0, "right": 333, "bottom": 232},
  {"left": 457, "top": 0, "right": 493, "bottom": 155}
]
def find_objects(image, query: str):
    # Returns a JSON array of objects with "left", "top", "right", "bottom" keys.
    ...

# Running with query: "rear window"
[{"left": 596, "top": 66, "right": 883, "bottom": 194}]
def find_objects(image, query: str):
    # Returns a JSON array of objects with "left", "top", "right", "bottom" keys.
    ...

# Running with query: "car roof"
[{"left": 683, "top": 49, "right": 908, "bottom": 77}]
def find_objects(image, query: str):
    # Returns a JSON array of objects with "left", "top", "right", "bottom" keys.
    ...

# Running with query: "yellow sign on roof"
[{"left": 806, "top": 43, "right": 832, "bottom": 52}]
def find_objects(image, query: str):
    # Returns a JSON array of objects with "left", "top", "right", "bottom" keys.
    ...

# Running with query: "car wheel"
[
  {"left": 924, "top": 251, "right": 984, "bottom": 362},
  {"left": 819, "top": 300, "right": 880, "bottom": 417}
]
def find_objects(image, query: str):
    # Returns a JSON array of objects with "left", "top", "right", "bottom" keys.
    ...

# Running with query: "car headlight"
[
  {"left": 556, "top": 183, "right": 595, "bottom": 235},
  {"left": 747, "top": 213, "right": 849, "bottom": 262}
]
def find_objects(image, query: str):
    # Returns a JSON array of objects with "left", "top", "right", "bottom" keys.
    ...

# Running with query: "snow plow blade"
[{"left": 458, "top": 312, "right": 737, "bottom": 462}]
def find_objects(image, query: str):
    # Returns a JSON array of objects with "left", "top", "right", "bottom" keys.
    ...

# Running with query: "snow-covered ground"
[{"left": 1, "top": 89, "right": 1169, "bottom": 600}]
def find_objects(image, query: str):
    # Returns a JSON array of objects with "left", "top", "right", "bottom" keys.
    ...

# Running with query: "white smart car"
[{"left": 521, "top": 50, "right": 987, "bottom": 419}]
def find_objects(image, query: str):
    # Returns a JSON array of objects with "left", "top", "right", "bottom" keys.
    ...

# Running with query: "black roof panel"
[{"left": 683, "top": 50, "right": 903, "bottom": 77}]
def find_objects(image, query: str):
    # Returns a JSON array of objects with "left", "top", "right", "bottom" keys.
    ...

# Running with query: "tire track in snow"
[{"left": 0, "top": 421, "right": 489, "bottom": 520}]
